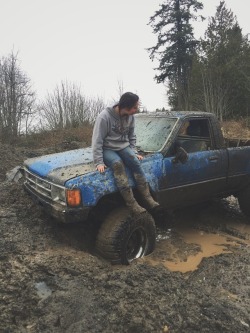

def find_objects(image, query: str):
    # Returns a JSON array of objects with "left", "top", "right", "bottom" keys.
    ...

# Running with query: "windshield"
[{"left": 135, "top": 116, "right": 177, "bottom": 152}]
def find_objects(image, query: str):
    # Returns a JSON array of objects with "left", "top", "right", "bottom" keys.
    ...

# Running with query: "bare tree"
[
  {"left": 202, "top": 69, "right": 230, "bottom": 121},
  {"left": 87, "top": 96, "right": 106, "bottom": 125},
  {"left": 110, "top": 80, "right": 149, "bottom": 112},
  {"left": 0, "top": 51, "right": 36, "bottom": 141},
  {"left": 40, "top": 81, "right": 106, "bottom": 129},
  {"left": 116, "top": 79, "right": 124, "bottom": 98},
  {"left": 109, "top": 79, "right": 125, "bottom": 106}
]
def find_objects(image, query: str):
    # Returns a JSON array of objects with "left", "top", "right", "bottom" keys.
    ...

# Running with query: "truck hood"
[{"left": 24, "top": 147, "right": 96, "bottom": 185}]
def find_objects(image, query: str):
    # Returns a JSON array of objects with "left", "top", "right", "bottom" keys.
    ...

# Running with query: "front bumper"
[{"left": 23, "top": 182, "right": 91, "bottom": 223}]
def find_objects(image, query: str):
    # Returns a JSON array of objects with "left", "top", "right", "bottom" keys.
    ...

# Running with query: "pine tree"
[
  {"left": 148, "top": 0, "right": 204, "bottom": 110},
  {"left": 201, "top": 1, "right": 250, "bottom": 120}
]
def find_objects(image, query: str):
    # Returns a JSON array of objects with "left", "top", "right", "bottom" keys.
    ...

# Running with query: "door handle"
[{"left": 209, "top": 156, "right": 219, "bottom": 161}]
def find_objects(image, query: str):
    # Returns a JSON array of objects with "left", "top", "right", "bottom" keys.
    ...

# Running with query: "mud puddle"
[{"left": 145, "top": 221, "right": 250, "bottom": 273}]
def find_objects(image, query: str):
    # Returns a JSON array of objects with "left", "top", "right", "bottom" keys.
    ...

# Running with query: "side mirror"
[{"left": 172, "top": 147, "right": 188, "bottom": 164}]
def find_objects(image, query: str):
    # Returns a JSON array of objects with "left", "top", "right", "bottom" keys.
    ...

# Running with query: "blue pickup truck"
[{"left": 22, "top": 111, "right": 250, "bottom": 264}]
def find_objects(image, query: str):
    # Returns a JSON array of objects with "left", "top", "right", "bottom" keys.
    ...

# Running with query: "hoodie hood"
[{"left": 24, "top": 147, "right": 96, "bottom": 185}]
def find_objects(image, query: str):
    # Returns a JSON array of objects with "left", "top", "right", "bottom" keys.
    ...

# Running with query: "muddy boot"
[
  {"left": 134, "top": 173, "right": 160, "bottom": 211},
  {"left": 120, "top": 187, "right": 146, "bottom": 215},
  {"left": 113, "top": 162, "right": 146, "bottom": 215}
]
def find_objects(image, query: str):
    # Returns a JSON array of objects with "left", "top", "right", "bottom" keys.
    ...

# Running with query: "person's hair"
[{"left": 117, "top": 92, "right": 139, "bottom": 110}]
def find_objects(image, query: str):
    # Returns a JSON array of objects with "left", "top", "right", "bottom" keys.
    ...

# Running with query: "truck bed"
[{"left": 225, "top": 137, "right": 250, "bottom": 147}]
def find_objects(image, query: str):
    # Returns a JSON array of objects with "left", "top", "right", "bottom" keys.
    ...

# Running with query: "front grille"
[{"left": 24, "top": 168, "right": 65, "bottom": 205}]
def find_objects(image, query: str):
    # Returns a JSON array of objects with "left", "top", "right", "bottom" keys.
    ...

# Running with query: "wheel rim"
[{"left": 126, "top": 227, "right": 147, "bottom": 262}]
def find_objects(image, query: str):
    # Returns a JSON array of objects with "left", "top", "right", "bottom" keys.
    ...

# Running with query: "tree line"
[
  {"left": 0, "top": 53, "right": 107, "bottom": 142},
  {"left": 0, "top": 0, "right": 249, "bottom": 142},
  {"left": 148, "top": 0, "right": 250, "bottom": 121}
]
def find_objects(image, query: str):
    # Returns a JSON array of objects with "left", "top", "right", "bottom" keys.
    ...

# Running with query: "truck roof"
[{"left": 135, "top": 111, "right": 214, "bottom": 119}]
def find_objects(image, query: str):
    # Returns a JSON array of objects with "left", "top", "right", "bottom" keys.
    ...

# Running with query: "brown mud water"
[{"left": 145, "top": 224, "right": 250, "bottom": 273}]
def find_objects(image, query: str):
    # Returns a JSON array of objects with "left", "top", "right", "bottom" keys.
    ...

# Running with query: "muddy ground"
[{"left": 0, "top": 142, "right": 250, "bottom": 333}]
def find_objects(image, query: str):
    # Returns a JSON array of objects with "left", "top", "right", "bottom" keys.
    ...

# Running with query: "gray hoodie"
[{"left": 92, "top": 107, "right": 137, "bottom": 167}]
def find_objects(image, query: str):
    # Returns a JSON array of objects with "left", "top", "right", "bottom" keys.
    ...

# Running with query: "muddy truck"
[{"left": 21, "top": 111, "right": 250, "bottom": 264}]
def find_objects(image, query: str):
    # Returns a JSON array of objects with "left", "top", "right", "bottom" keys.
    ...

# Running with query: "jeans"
[{"left": 103, "top": 146, "right": 145, "bottom": 176}]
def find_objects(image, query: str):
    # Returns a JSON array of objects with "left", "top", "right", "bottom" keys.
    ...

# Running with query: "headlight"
[{"left": 51, "top": 185, "right": 66, "bottom": 203}]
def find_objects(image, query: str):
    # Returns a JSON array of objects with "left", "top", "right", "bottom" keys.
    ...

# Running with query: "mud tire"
[
  {"left": 238, "top": 186, "right": 250, "bottom": 221},
  {"left": 96, "top": 207, "right": 156, "bottom": 264}
]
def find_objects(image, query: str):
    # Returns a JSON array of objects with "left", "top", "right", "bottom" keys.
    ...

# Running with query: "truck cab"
[{"left": 22, "top": 111, "right": 250, "bottom": 264}]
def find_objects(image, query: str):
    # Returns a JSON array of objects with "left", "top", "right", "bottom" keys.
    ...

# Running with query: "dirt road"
[{"left": 0, "top": 144, "right": 250, "bottom": 332}]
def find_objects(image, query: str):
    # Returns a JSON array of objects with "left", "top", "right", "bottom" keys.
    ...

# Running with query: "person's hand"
[
  {"left": 136, "top": 154, "right": 144, "bottom": 161},
  {"left": 97, "top": 164, "right": 106, "bottom": 173}
]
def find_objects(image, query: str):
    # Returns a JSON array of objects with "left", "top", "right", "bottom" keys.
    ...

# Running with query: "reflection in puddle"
[
  {"left": 35, "top": 281, "right": 52, "bottom": 300},
  {"left": 156, "top": 228, "right": 172, "bottom": 241},
  {"left": 146, "top": 224, "right": 250, "bottom": 273}
]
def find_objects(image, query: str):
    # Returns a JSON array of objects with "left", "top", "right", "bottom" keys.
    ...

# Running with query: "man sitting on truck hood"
[{"left": 92, "top": 92, "right": 159, "bottom": 215}]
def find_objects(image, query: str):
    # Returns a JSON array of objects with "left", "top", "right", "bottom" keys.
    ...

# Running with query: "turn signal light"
[{"left": 66, "top": 189, "right": 81, "bottom": 207}]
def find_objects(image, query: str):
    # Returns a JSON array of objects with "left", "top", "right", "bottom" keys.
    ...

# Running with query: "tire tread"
[{"left": 96, "top": 207, "right": 155, "bottom": 264}]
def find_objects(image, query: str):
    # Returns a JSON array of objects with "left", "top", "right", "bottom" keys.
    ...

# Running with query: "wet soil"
[{"left": 0, "top": 143, "right": 250, "bottom": 333}]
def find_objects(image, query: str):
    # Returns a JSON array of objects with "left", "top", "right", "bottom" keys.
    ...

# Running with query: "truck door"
[{"left": 157, "top": 118, "right": 228, "bottom": 209}]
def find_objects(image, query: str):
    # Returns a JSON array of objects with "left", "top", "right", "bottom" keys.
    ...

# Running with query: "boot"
[
  {"left": 134, "top": 174, "right": 160, "bottom": 211},
  {"left": 120, "top": 187, "right": 146, "bottom": 215},
  {"left": 113, "top": 162, "right": 146, "bottom": 215}
]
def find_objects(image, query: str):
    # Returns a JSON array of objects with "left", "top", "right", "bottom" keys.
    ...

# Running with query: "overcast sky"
[{"left": 1, "top": 0, "right": 249, "bottom": 110}]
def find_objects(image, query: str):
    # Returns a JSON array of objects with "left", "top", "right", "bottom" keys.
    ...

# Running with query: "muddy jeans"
[{"left": 103, "top": 146, "right": 144, "bottom": 177}]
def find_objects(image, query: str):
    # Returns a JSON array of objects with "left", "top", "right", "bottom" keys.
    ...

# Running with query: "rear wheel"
[
  {"left": 96, "top": 207, "right": 156, "bottom": 264},
  {"left": 238, "top": 186, "right": 250, "bottom": 222}
]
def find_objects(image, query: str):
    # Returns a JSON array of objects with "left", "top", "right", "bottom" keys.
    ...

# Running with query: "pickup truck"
[{"left": 22, "top": 111, "right": 250, "bottom": 264}]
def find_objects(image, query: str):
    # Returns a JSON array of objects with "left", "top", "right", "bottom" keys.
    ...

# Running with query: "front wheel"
[
  {"left": 96, "top": 207, "right": 156, "bottom": 264},
  {"left": 238, "top": 187, "right": 250, "bottom": 221}
]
